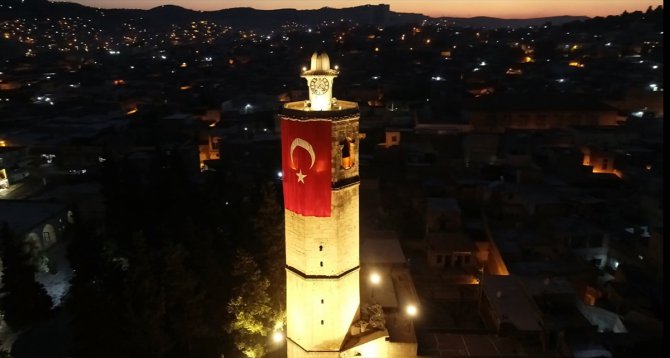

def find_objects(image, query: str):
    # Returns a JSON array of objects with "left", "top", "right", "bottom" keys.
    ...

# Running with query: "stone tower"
[{"left": 280, "top": 52, "right": 361, "bottom": 357}]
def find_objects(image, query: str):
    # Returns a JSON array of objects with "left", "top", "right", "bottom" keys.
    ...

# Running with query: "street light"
[
  {"left": 406, "top": 304, "right": 417, "bottom": 317},
  {"left": 370, "top": 272, "right": 381, "bottom": 285},
  {"left": 477, "top": 266, "right": 485, "bottom": 312},
  {"left": 405, "top": 304, "right": 418, "bottom": 332},
  {"left": 272, "top": 331, "right": 284, "bottom": 344},
  {"left": 370, "top": 272, "right": 381, "bottom": 301}
]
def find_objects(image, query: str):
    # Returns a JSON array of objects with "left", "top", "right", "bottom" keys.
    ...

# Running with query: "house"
[
  {"left": 466, "top": 94, "right": 619, "bottom": 133},
  {"left": 0, "top": 200, "right": 70, "bottom": 253},
  {"left": 426, "top": 231, "right": 477, "bottom": 269},
  {"left": 425, "top": 197, "right": 462, "bottom": 232},
  {"left": 551, "top": 217, "right": 610, "bottom": 269},
  {"left": 479, "top": 274, "right": 545, "bottom": 343},
  {"left": 0, "top": 146, "right": 31, "bottom": 187}
]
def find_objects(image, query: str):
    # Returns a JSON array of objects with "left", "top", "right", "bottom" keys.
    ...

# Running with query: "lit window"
[{"left": 340, "top": 137, "right": 355, "bottom": 170}]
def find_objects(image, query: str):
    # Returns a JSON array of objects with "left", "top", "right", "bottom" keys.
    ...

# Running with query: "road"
[{"left": 0, "top": 176, "right": 47, "bottom": 200}]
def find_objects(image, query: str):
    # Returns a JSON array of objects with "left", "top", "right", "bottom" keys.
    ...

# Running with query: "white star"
[{"left": 296, "top": 170, "right": 307, "bottom": 184}]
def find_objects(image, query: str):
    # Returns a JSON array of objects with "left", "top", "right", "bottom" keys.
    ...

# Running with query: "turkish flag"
[{"left": 281, "top": 117, "right": 332, "bottom": 217}]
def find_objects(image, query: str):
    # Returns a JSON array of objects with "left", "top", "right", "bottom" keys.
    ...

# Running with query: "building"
[
  {"left": 551, "top": 217, "right": 610, "bottom": 270},
  {"left": 0, "top": 146, "right": 30, "bottom": 188},
  {"left": 0, "top": 200, "right": 69, "bottom": 255},
  {"left": 0, "top": 168, "right": 7, "bottom": 189},
  {"left": 479, "top": 275, "right": 546, "bottom": 347},
  {"left": 423, "top": 198, "right": 478, "bottom": 270},
  {"left": 281, "top": 52, "right": 416, "bottom": 357},
  {"left": 466, "top": 94, "right": 620, "bottom": 133}
]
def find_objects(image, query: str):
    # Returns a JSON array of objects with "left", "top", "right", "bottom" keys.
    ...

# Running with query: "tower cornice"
[
  {"left": 286, "top": 264, "right": 360, "bottom": 280},
  {"left": 282, "top": 100, "right": 359, "bottom": 119}
]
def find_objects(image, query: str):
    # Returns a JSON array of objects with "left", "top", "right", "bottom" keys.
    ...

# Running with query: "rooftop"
[
  {"left": 465, "top": 94, "right": 616, "bottom": 112},
  {"left": 426, "top": 231, "right": 476, "bottom": 253},
  {"left": 0, "top": 146, "right": 27, "bottom": 155},
  {"left": 0, "top": 200, "right": 67, "bottom": 235},
  {"left": 361, "top": 237, "right": 406, "bottom": 265},
  {"left": 418, "top": 333, "right": 526, "bottom": 357},
  {"left": 482, "top": 274, "right": 544, "bottom": 332},
  {"left": 426, "top": 197, "right": 461, "bottom": 213}
]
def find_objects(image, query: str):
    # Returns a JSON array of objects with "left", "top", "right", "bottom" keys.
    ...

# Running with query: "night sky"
[{"left": 55, "top": 0, "right": 663, "bottom": 18}]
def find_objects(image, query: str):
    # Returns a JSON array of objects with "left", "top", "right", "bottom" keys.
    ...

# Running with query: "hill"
[{"left": 0, "top": 1, "right": 589, "bottom": 30}]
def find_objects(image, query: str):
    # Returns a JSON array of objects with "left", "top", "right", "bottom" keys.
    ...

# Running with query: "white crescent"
[{"left": 290, "top": 138, "right": 316, "bottom": 169}]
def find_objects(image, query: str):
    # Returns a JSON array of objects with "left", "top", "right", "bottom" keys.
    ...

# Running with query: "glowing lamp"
[
  {"left": 272, "top": 331, "right": 284, "bottom": 343},
  {"left": 406, "top": 304, "right": 418, "bottom": 317},
  {"left": 370, "top": 273, "right": 381, "bottom": 285}
]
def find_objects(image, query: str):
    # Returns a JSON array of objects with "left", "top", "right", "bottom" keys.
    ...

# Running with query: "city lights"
[{"left": 0, "top": 3, "right": 662, "bottom": 357}]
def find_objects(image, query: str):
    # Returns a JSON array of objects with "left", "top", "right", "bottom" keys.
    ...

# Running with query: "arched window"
[{"left": 340, "top": 137, "right": 355, "bottom": 170}]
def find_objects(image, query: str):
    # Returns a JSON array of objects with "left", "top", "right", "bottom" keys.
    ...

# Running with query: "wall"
[
  {"left": 285, "top": 185, "right": 360, "bottom": 275},
  {"left": 286, "top": 268, "right": 360, "bottom": 351}
]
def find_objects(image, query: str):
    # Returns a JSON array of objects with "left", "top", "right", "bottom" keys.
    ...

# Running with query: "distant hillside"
[
  {"left": 208, "top": 5, "right": 424, "bottom": 29},
  {"left": 0, "top": 1, "right": 587, "bottom": 29},
  {"left": 439, "top": 15, "right": 589, "bottom": 28}
]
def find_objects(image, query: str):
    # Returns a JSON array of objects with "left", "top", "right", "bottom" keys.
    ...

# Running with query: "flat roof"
[
  {"left": 520, "top": 276, "right": 576, "bottom": 297},
  {"left": 426, "top": 197, "right": 461, "bottom": 212},
  {"left": 465, "top": 94, "right": 616, "bottom": 112},
  {"left": 426, "top": 231, "right": 476, "bottom": 253},
  {"left": 482, "top": 274, "right": 543, "bottom": 332},
  {"left": 361, "top": 237, "right": 406, "bottom": 264},
  {"left": 552, "top": 217, "right": 604, "bottom": 234},
  {"left": 0, "top": 147, "right": 27, "bottom": 155},
  {"left": 418, "top": 333, "right": 525, "bottom": 357},
  {"left": 507, "top": 259, "right": 594, "bottom": 278}
]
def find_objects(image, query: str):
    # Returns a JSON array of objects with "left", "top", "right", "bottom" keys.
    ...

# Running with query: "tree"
[
  {"left": 120, "top": 234, "right": 172, "bottom": 358},
  {"left": 252, "top": 182, "right": 286, "bottom": 307},
  {"left": 66, "top": 217, "right": 134, "bottom": 358},
  {"left": 69, "top": 144, "right": 293, "bottom": 357},
  {"left": 160, "top": 241, "right": 208, "bottom": 357},
  {"left": 366, "top": 303, "right": 386, "bottom": 330},
  {"left": 0, "top": 223, "right": 52, "bottom": 331},
  {"left": 70, "top": 149, "right": 238, "bottom": 357},
  {"left": 179, "top": 221, "right": 234, "bottom": 357},
  {"left": 226, "top": 249, "right": 281, "bottom": 358}
]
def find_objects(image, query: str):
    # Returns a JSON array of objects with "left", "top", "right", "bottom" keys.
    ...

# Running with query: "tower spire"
[{"left": 301, "top": 52, "right": 339, "bottom": 111}]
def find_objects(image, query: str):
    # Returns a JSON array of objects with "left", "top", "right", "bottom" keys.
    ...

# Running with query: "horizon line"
[{"left": 47, "top": 1, "right": 661, "bottom": 19}]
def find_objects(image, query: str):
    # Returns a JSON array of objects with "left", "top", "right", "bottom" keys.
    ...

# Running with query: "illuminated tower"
[{"left": 280, "top": 52, "right": 361, "bottom": 356}]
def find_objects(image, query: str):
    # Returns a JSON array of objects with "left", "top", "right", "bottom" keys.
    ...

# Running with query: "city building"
[
  {"left": 0, "top": 200, "right": 69, "bottom": 254},
  {"left": 466, "top": 94, "right": 620, "bottom": 133}
]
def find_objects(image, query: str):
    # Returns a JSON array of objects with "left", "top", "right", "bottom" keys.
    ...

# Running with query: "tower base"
[
  {"left": 287, "top": 338, "right": 340, "bottom": 358},
  {"left": 287, "top": 328, "right": 410, "bottom": 358}
]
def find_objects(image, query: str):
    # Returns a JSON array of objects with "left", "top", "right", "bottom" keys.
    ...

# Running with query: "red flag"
[{"left": 281, "top": 117, "right": 332, "bottom": 217}]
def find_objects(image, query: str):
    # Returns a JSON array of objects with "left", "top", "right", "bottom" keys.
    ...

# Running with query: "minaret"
[
  {"left": 280, "top": 52, "right": 361, "bottom": 356},
  {"left": 300, "top": 52, "right": 339, "bottom": 111}
]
